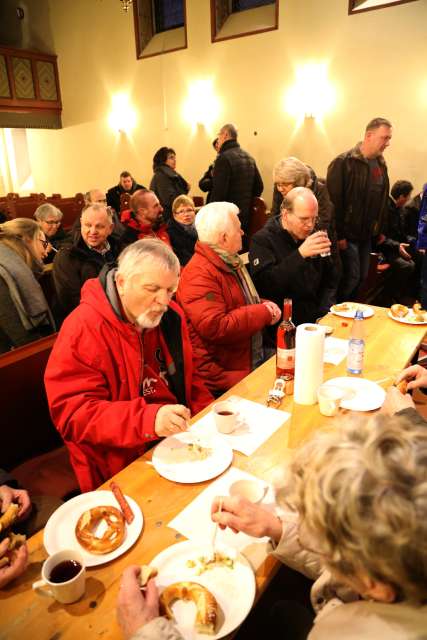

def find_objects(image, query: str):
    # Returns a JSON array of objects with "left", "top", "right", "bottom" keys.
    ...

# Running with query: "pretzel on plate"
[
  {"left": 75, "top": 506, "right": 125, "bottom": 555},
  {"left": 160, "top": 581, "right": 217, "bottom": 635}
]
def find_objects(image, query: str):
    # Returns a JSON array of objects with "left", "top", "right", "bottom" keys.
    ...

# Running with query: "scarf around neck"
[{"left": 0, "top": 243, "right": 55, "bottom": 331}]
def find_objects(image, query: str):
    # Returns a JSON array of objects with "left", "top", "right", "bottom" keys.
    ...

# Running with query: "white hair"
[
  {"left": 195, "top": 202, "right": 240, "bottom": 243},
  {"left": 116, "top": 238, "right": 180, "bottom": 283},
  {"left": 34, "top": 203, "right": 63, "bottom": 221}
]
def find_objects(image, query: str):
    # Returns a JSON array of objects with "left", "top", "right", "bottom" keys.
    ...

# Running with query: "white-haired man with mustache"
[{"left": 45, "top": 239, "right": 212, "bottom": 492}]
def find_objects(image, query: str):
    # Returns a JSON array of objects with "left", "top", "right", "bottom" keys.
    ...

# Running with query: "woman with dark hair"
[
  {"left": 0, "top": 218, "right": 55, "bottom": 352},
  {"left": 149, "top": 147, "right": 190, "bottom": 220}
]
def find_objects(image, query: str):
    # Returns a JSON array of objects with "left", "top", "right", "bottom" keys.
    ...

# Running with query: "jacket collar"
[
  {"left": 349, "top": 142, "right": 387, "bottom": 168},
  {"left": 219, "top": 139, "right": 240, "bottom": 153},
  {"left": 194, "top": 241, "right": 235, "bottom": 273}
]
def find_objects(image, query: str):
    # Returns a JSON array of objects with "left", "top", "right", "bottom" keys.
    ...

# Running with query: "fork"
[{"left": 211, "top": 497, "right": 223, "bottom": 561}]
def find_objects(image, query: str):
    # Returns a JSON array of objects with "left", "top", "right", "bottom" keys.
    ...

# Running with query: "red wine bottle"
[{"left": 276, "top": 298, "right": 296, "bottom": 378}]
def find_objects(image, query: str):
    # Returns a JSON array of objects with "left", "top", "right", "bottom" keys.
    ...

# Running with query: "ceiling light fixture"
[{"left": 120, "top": 0, "right": 133, "bottom": 12}]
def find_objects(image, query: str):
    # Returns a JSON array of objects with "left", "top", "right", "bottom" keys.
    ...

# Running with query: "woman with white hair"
[
  {"left": 117, "top": 412, "right": 427, "bottom": 639},
  {"left": 176, "top": 202, "right": 280, "bottom": 394},
  {"left": 0, "top": 218, "right": 55, "bottom": 352},
  {"left": 209, "top": 412, "right": 427, "bottom": 638},
  {"left": 33, "top": 202, "right": 70, "bottom": 263}
]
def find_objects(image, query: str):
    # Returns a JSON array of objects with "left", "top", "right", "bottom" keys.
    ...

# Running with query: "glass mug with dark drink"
[{"left": 32, "top": 549, "right": 86, "bottom": 604}]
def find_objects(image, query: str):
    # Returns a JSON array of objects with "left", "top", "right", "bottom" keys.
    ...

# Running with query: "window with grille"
[{"left": 153, "top": 0, "right": 184, "bottom": 33}]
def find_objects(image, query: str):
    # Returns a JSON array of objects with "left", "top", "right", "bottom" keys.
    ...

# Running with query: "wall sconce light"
[
  {"left": 108, "top": 93, "right": 137, "bottom": 134},
  {"left": 182, "top": 79, "right": 221, "bottom": 131},
  {"left": 284, "top": 62, "right": 336, "bottom": 121}
]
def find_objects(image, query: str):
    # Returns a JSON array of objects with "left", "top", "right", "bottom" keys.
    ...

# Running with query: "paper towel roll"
[{"left": 294, "top": 323, "right": 325, "bottom": 405}]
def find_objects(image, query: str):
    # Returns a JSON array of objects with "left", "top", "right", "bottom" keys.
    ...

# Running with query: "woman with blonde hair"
[
  {"left": 116, "top": 412, "right": 427, "bottom": 639},
  {"left": 0, "top": 218, "right": 55, "bottom": 352},
  {"left": 167, "top": 195, "right": 198, "bottom": 266}
]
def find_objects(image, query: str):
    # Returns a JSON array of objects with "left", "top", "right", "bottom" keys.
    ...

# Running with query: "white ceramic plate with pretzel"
[
  {"left": 330, "top": 302, "right": 374, "bottom": 318},
  {"left": 44, "top": 490, "right": 143, "bottom": 567},
  {"left": 152, "top": 540, "right": 255, "bottom": 639}
]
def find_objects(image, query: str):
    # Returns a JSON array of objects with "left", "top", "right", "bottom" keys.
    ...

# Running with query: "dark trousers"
[{"left": 339, "top": 239, "right": 372, "bottom": 300}]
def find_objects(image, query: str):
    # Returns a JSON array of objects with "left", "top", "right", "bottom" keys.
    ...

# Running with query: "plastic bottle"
[{"left": 347, "top": 309, "right": 364, "bottom": 374}]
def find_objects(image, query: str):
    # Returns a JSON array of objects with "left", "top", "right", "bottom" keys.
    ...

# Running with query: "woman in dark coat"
[
  {"left": 149, "top": 147, "right": 189, "bottom": 220},
  {"left": 167, "top": 195, "right": 198, "bottom": 266}
]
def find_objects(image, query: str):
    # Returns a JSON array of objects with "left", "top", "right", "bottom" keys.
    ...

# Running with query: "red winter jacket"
[
  {"left": 176, "top": 242, "right": 271, "bottom": 392},
  {"left": 44, "top": 275, "right": 212, "bottom": 492}
]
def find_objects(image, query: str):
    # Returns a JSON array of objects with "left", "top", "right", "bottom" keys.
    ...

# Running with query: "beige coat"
[{"left": 131, "top": 511, "right": 427, "bottom": 639}]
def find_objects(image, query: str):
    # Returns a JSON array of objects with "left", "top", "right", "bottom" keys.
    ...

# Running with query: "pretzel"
[
  {"left": 160, "top": 581, "right": 217, "bottom": 635},
  {"left": 395, "top": 379, "right": 408, "bottom": 395},
  {"left": 75, "top": 506, "right": 125, "bottom": 555},
  {"left": 390, "top": 304, "right": 408, "bottom": 318},
  {"left": 139, "top": 565, "right": 158, "bottom": 589},
  {"left": 0, "top": 503, "right": 19, "bottom": 533}
]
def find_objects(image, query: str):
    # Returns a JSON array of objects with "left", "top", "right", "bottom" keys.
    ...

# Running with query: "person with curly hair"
[{"left": 117, "top": 412, "right": 427, "bottom": 639}]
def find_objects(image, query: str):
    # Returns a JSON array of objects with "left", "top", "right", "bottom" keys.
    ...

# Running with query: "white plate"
[
  {"left": 152, "top": 540, "right": 255, "bottom": 640},
  {"left": 44, "top": 490, "right": 143, "bottom": 567},
  {"left": 152, "top": 432, "right": 233, "bottom": 483},
  {"left": 387, "top": 310, "right": 427, "bottom": 325},
  {"left": 330, "top": 303, "right": 374, "bottom": 319},
  {"left": 323, "top": 377, "right": 385, "bottom": 411}
]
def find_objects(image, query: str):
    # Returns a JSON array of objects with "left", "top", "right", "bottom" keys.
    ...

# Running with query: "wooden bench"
[
  {"left": 0, "top": 334, "right": 78, "bottom": 498},
  {"left": 3, "top": 192, "right": 84, "bottom": 230}
]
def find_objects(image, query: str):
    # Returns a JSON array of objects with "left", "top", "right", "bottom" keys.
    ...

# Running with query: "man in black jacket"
[
  {"left": 106, "top": 171, "right": 146, "bottom": 215},
  {"left": 327, "top": 117, "right": 392, "bottom": 300},
  {"left": 249, "top": 187, "right": 334, "bottom": 339},
  {"left": 53, "top": 204, "right": 122, "bottom": 318},
  {"left": 210, "top": 124, "right": 263, "bottom": 247}
]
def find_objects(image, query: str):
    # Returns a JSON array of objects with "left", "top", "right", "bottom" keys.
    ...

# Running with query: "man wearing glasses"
[
  {"left": 33, "top": 203, "right": 70, "bottom": 263},
  {"left": 249, "top": 187, "right": 336, "bottom": 334}
]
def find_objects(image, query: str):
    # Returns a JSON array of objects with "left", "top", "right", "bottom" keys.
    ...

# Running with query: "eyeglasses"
[
  {"left": 39, "top": 238, "right": 49, "bottom": 249},
  {"left": 44, "top": 220, "right": 61, "bottom": 226}
]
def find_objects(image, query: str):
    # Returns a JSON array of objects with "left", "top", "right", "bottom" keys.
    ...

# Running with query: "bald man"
[{"left": 249, "top": 187, "right": 338, "bottom": 332}]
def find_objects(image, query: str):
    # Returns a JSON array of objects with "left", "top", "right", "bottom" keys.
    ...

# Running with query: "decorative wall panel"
[
  {"left": 0, "top": 46, "right": 62, "bottom": 129},
  {"left": 36, "top": 61, "right": 57, "bottom": 101},
  {"left": 0, "top": 55, "right": 11, "bottom": 98},
  {"left": 12, "top": 57, "right": 35, "bottom": 99}
]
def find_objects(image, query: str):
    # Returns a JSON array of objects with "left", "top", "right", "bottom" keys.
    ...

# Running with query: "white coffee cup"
[
  {"left": 212, "top": 401, "right": 238, "bottom": 434},
  {"left": 32, "top": 549, "right": 85, "bottom": 604},
  {"left": 317, "top": 384, "right": 345, "bottom": 417}
]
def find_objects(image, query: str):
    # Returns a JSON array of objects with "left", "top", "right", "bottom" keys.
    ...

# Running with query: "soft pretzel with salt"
[
  {"left": 390, "top": 304, "right": 408, "bottom": 318},
  {"left": 160, "top": 581, "right": 217, "bottom": 635},
  {"left": 75, "top": 506, "right": 125, "bottom": 554}
]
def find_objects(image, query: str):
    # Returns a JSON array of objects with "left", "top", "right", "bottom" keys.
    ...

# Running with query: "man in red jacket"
[
  {"left": 45, "top": 239, "right": 212, "bottom": 492},
  {"left": 177, "top": 202, "right": 280, "bottom": 394}
]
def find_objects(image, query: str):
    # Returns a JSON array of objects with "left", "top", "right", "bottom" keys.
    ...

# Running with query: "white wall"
[{"left": 22, "top": 0, "right": 427, "bottom": 205}]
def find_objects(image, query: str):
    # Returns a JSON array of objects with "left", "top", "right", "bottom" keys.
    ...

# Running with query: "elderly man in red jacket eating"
[
  {"left": 45, "top": 239, "right": 212, "bottom": 492},
  {"left": 176, "top": 202, "right": 281, "bottom": 396}
]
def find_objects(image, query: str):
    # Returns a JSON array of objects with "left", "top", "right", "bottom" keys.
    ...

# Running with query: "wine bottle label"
[{"left": 277, "top": 348, "right": 295, "bottom": 368}]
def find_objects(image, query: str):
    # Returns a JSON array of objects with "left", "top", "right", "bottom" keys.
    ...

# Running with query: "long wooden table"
[{"left": 1, "top": 306, "right": 425, "bottom": 640}]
